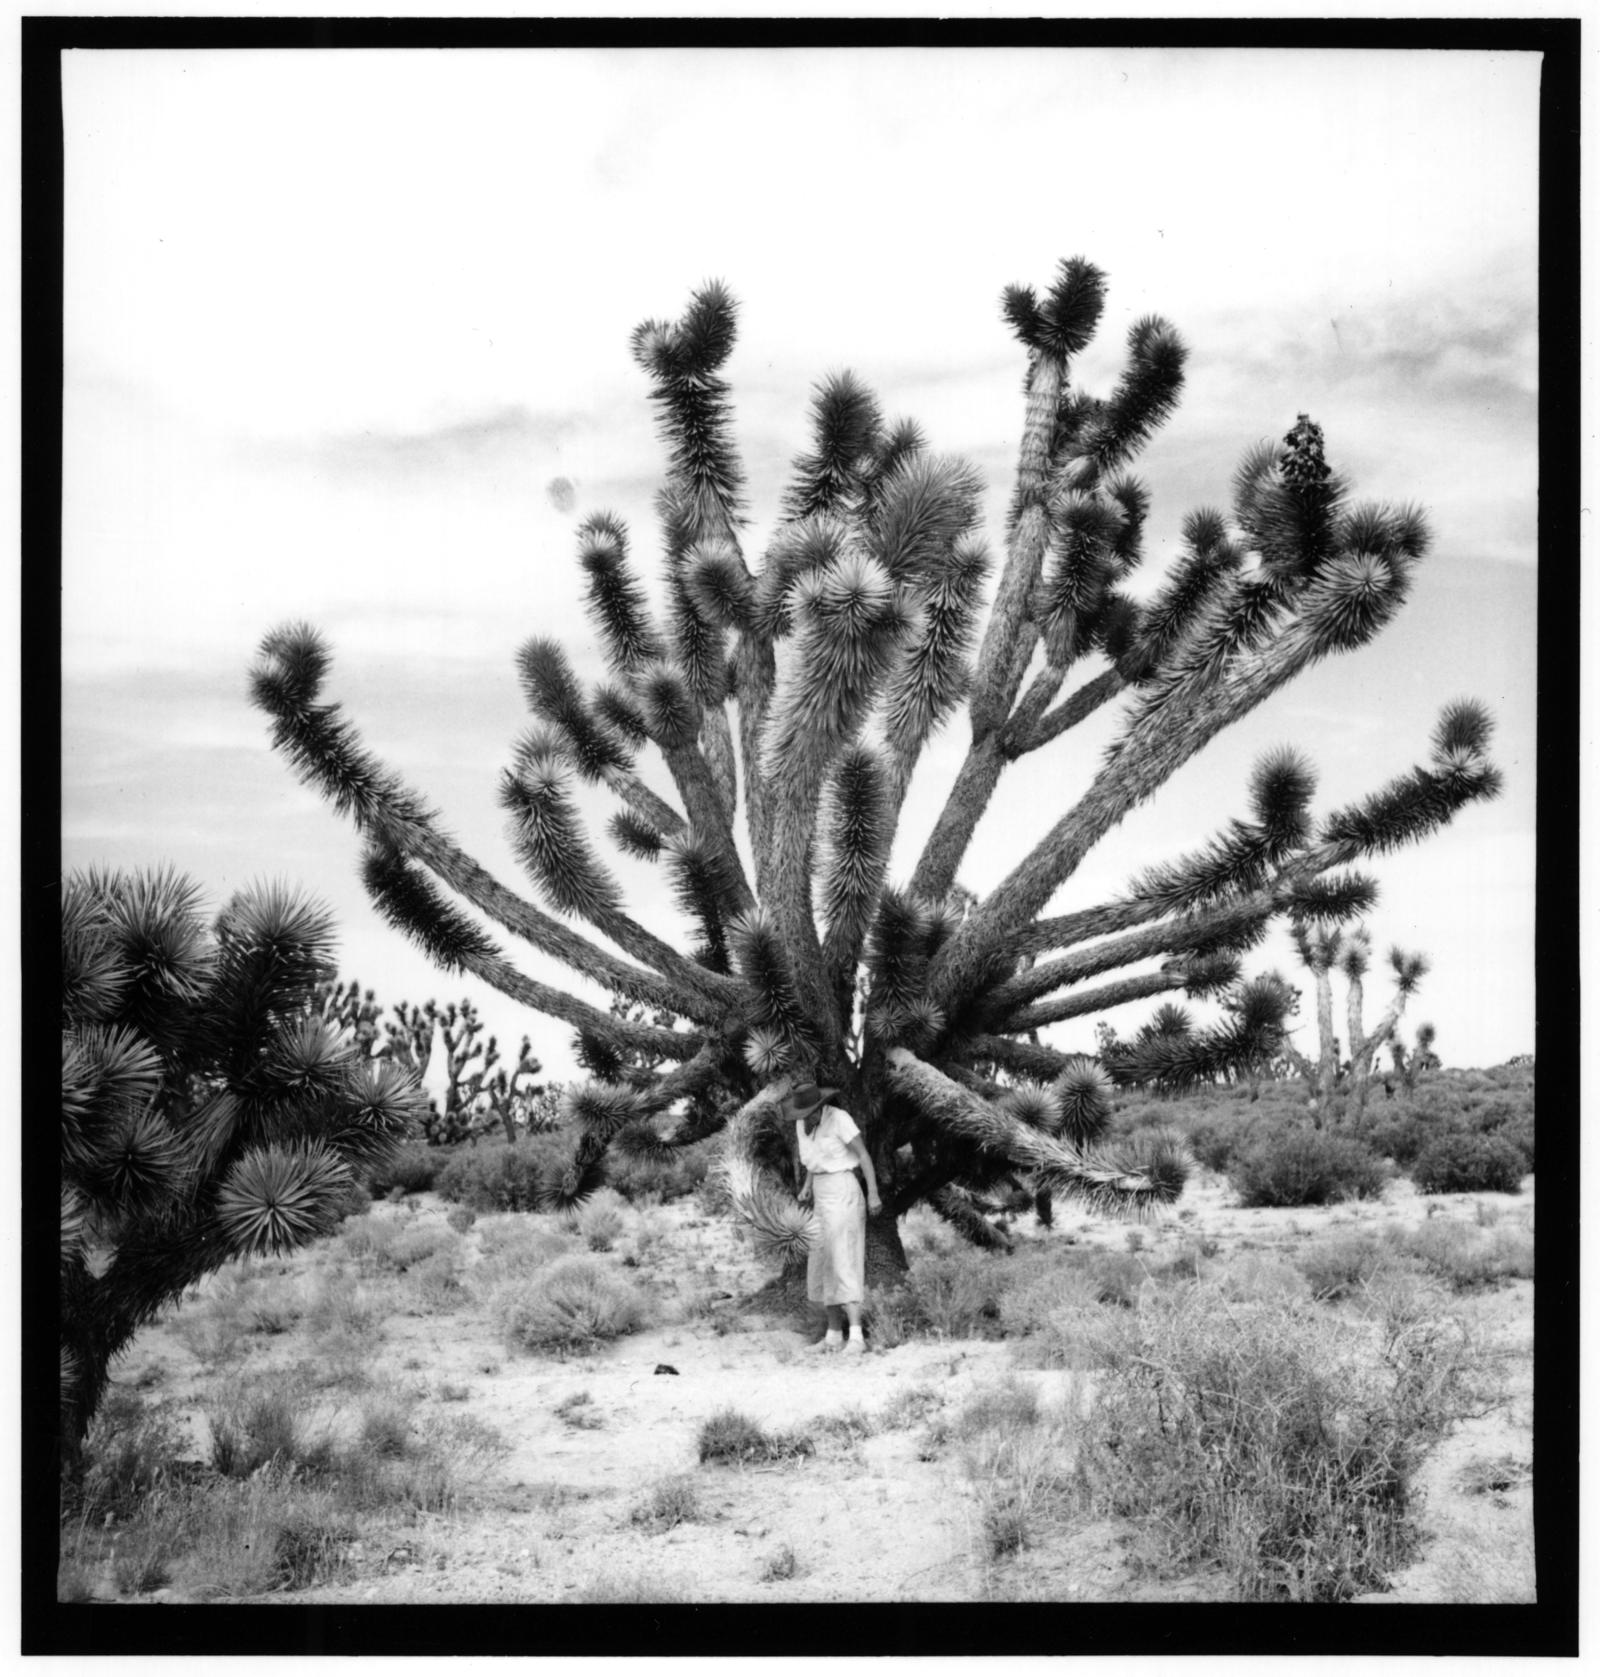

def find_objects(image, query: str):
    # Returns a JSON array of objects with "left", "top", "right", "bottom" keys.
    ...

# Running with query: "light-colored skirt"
[{"left": 807, "top": 1171, "right": 866, "bottom": 1305}]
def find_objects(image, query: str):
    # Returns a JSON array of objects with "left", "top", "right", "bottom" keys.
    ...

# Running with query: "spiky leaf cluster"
[{"left": 59, "top": 870, "right": 425, "bottom": 1456}]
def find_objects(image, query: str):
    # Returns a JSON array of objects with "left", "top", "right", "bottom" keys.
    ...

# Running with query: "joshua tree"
[
  {"left": 252, "top": 258, "right": 1500, "bottom": 1279},
  {"left": 1390, "top": 1021, "right": 1440, "bottom": 1096},
  {"left": 59, "top": 869, "right": 424, "bottom": 1461},
  {"left": 1284, "top": 923, "right": 1430, "bottom": 1120}
]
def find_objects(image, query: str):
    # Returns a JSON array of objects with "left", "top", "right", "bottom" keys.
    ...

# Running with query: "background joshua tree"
[
  {"left": 1283, "top": 923, "right": 1430, "bottom": 1121},
  {"left": 60, "top": 869, "right": 425, "bottom": 1460},
  {"left": 1390, "top": 1021, "right": 1440, "bottom": 1096},
  {"left": 252, "top": 258, "right": 1500, "bottom": 1279}
]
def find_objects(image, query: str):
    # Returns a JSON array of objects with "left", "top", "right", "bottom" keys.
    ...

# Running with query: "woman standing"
[{"left": 787, "top": 1082, "right": 882, "bottom": 1353}]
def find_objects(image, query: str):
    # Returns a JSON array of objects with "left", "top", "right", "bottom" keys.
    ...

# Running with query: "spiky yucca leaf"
[
  {"left": 1248, "top": 746, "right": 1316, "bottom": 853},
  {"left": 636, "top": 661, "right": 697, "bottom": 749},
  {"left": 215, "top": 1143, "right": 351, "bottom": 1258},
  {"left": 1288, "top": 871, "right": 1379, "bottom": 924},
  {"left": 611, "top": 1120, "right": 678, "bottom": 1164},
  {"left": 88, "top": 1109, "right": 185, "bottom": 1217},
  {"left": 1299, "top": 552, "right": 1406, "bottom": 653},
  {"left": 632, "top": 280, "right": 746, "bottom": 535},
  {"left": 61, "top": 1185, "right": 90, "bottom": 1274},
  {"left": 741, "top": 1026, "right": 790, "bottom": 1080},
  {"left": 1067, "top": 316, "right": 1188, "bottom": 488},
  {"left": 819, "top": 743, "right": 892, "bottom": 971},
  {"left": 501, "top": 754, "right": 623, "bottom": 922},
  {"left": 868, "top": 453, "right": 985, "bottom": 585},
  {"left": 516, "top": 639, "right": 632, "bottom": 782},
  {"left": 1389, "top": 947, "right": 1430, "bottom": 993},
  {"left": 865, "top": 888, "right": 932, "bottom": 1018},
  {"left": 61, "top": 1024, "right": 165, "bottom": 1138},
  {"left": 360, "top": 843, "right": 502, "bottom": 975},
  {"left": 264, "top": 1015, "right": 350, "bottom": 1104},
  {"left": 729, "top": 908, "right": 814, "bottom": 1050},
  {"left": 685, "top": 539, "right": 755, "bottom": 629},
  {"left": 1002, "top": 256, "right": 1106, "bottom": 357},
  {"left": 1432, "top": 698, "right": 1494, "bottom": 761},
  {"left": 782, "top": 370, "right": 883, "bottom": 523},
  {"left": 334, "top": 1060, "right": 427, "bottom": 1167},
  {"left": 251, "top": 625, "right": 436, "bottom": 838},
  {"left": 609, "top": 810, "right": 664, "bottom": 861},
  {"left": 1000, "top": 1082, "right": 1060, "bottom": 1134},
  {"left": 748, "top": 1192, "right": 818, "bottom": 1264},
  {"left": 879, "top": 535, "right": 989, "bottom": 764},
  {"left": 61, "top": 880, "right": 132, "bottom": 1027},
  {"left": 1053, "top": 1055, "right": 1114, "bottom": 1144},
  {"left": 663, "top": 834, "right": 736, "bottom": 971},
  {"left": 578, "top": 514, "right": 665, "bottom": 674}
]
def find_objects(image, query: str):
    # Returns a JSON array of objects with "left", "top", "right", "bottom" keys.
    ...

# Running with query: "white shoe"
[
  {"left": 843, "top": 1336, "right": 866, "bottom": 1354},
  {"left": 812, "top": 1332, "right": 844, "bottom": 1353}
]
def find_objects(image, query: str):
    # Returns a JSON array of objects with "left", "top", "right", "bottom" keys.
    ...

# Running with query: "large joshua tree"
[{"left": 252, "top": 258, "right": 1500, "bottom": 1280}]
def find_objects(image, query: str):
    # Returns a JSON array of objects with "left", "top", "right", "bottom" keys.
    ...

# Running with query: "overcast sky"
[{"left": 61, "top": 47, "right": 1540, "bottom": 1085}]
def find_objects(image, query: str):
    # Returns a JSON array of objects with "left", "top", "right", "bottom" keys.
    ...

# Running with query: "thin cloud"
[{"left": 249, "top": 403, "right": 587, "bottom": 479}]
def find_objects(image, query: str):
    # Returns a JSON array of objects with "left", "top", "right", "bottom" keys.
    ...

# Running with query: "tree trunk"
[{"left": 864, "top": 1207, "right": 910, "bottom": 1288}]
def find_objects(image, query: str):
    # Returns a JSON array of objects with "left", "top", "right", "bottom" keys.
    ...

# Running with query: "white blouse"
[{"left": 796, "top": 1106, "right": 861, "bottom": 1173}]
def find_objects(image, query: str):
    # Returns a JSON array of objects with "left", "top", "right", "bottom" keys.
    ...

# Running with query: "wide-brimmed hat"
[{"left": 784, "top": 1082, "right": 838, "bottom": 1117}]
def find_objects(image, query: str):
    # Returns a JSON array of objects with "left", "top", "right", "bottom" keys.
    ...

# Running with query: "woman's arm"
[
  {"left": 846, "top": 1136, "right": 882, "bottom": 1213},
  {"left": 798, "top": 1168, "right": 814, "bottom": 1205}
]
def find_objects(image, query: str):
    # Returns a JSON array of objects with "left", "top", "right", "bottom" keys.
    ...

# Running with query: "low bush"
[
  {"left": 1229, "top": 1131, "right": 1389, "bottom": 1208},
  {"left": 73, "top": 1388, "right": 190, "bottom": 1522},
  {"left": 1296, "top": 1231, "right": 1392, "bottom": 1301},
  {"left": 377, "top": 1226, "right": 460, "bottom": 1274},
  {"left": 1074, "top": 1282, "right": 1471, "bottom": 1600},
  {"left": 899, "top": 1249, "right": 1006, "bottom": 1339},
  {"left": 365, "top": 1140, "right": 441, "bottom": 1198},
  {"left": 490, "top": 1255, "right": 648, "bottom": 1355},
  {"left": 630, "top": 1473, "right": 702, "bottom": 1532},
  {"left": 1184, "top": 1111, "right": 1262, "bottom": 1174},
  {"left": 1386, "top": 1221, "right": 1535, "bottom": 1291},
  {"left": 206, "top": 1375, "right": 328, "bottom": 1480},
  {"left": 436, "top": 1135, "right": 566, "bottom": 1213},
  {"left": 697, "top": 1408, "right": 814, "bottom": 1464},
  {"left": 605, "top": 1137, "right": 716, "bottom": 1205},
  {"left": 573, "top": 1187, "right": 628, "bottom": 1252},
  {"left": 1411, "top": 1133, "right": 1527, "bottom": 1196},
  {"left": 445, "top": 1204, "right": 477, "bottom": 1236}
]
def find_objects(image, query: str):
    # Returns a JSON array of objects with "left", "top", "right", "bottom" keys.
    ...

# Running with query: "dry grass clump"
[
  {"left": 554, "top": 1390, "right": 604, "bottom": 1430},
  {"left": 1071, "top": 1280, "right": 1477, "bottom": 1601},
  {"left": 63, "top": 1382, "right": 492, "bottom": 1601},
  {"left": 759, "top": 1543, "right": 800, "bottom": 1582},
  {"left": 571, "top": 1186, "right": 628, "bottom": 1252},
  {"left": 490, "top": 1255, "right": 648, "bottom": 1356},
  {"left": 629, "top": 1473, "right": 702, "bottom": 1532},
  {"left": 947, "top": 1377, "right": 1081, "bottom": 1563},
  {"left": 696, "top": 1407, "right": 815, "bottom": 1464},
  {"left": 1385, "top": 1220, "right": 1534, "bottom": 1291},
  {"left": 1296, "top": 1230, "right": 1393, "bottom": 1300}
]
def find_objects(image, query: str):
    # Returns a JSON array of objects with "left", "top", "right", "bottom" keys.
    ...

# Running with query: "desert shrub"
[
  {"left": 572, "top": 1187, "right": 628, "bottom": 1252},
  {"left": 954, "top": 1377, "right": 1040, "bottom": 1438},
  {"left": 330, "top": 1174, "right": 372, "bottom": 1222},
  {"left": 1230, "top": 1131, "right": 1389, "bottom": 1208},
  {"left": 760, "top": 1544, "right": 800, "bottom": 1582},
  {"left": 604, "top": 1137, "right": 716, "bottom": 1205},
  {"left": 1211, "top": 1251, "right": 1311, "bottom": 1306},
  {"left": 207, "top": 1376, "right": 326, "bottom": 1480},
  {"left": 1355, "top": 1107, "right": 1437, "bottom": 1169},
  {"left": 365, "top": 1140, "right": 440, "bottom": 1198},
  {"left": 1074, "top": 1283, "right": 1469, "bottom": 1601},
  {"left": 74, "top": 1388, "right": 190, "bottom": 1521},
  {"left": 356, "top": 1395, "right": 414, "bottom": 1459},
  {"left": 445, "top": 1204, "right": 477, "bottom": 1235},
  {"left": 901, "top": 1248, "right": 1006, "bottom": 1338},
  {"left": 376, "top": 1225, "right": 460, "bottom": 1274},
  {"left": 435, "top": 1137, "right": 557, "bottom": 1213},
  {"left": 1411, "top": 1132, "right": 1527, "bottom": 1196},
  {"left": 630, "top": 1473, "right": 702, "bottom": 1532},
  {"left": 490, "top": 1255, "right": 647, "bottom": 1355},
  {"left": 337, "top": 1217, "right": 401, "bottom": 1266},
  {"left": 405, "top": 1250, "right": 467, "bottom": 1314},
  {"left": 878, "top": 1384, "right": 945, "bottom": 1430},
  {"left": 1386, "top": 1221, "right": 1534, "bottom": 1291},
  {"left": 1085, "top": 1250, "right": 1148, "bottom": 1309},
  {"left": 697, "top": 1407, "right": 814, "bottom": 1464},
  {"left": 1296, "top": 1231, "right": 1392, "bottom": 1301}
]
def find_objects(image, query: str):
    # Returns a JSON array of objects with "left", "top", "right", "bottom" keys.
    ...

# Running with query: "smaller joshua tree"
[
  {"left": 59, "top": 869, "right": 425, "bottom": 1463},
  {"left": 1284, "top": 923, "right": 1429, "bottom": 1120},
  {"left": 1390, "top": 1021, "right": 1440, "bottom": 1096}
]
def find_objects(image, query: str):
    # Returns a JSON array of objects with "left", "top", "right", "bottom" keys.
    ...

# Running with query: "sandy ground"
[{"left": 97, "top": 1170, "right": 1535, "bottom": 1605}]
